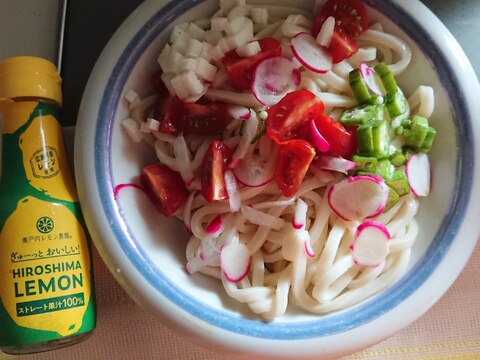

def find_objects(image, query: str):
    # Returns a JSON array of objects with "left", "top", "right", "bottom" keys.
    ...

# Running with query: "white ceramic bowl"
[{"left": 75, "top": 0, "right": 480, "bottom": 358}]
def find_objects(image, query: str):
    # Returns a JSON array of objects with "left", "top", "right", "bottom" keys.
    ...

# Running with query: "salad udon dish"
[
  {"left": 119, "top": 0, "right": 436, "bottom": 319},
  {"left": 75, "top": 0, "right": 480, "bottom": 357}
]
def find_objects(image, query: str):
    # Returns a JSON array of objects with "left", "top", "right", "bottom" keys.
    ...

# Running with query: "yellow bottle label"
[
  {"left": 0, "top": 196, "right": 92, "bottom": 336},
  {"left": 19, "top": 108, "right": 78, "bottom": 202}
]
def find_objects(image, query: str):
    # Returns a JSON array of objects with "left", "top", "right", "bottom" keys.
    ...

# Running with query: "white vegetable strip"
[
  {"left": 241, "top": 205, "right": 285, "bottom": 230},
  {"left": 205, "top": 88, "right": 261, "bottom": 107},
  {"left": 174, "top": 134, "right": 194, "bottom": 184},
  {"left": 121, "top": 118, "right": 143, "bottom": 143},
  {"left": 230, "top": 113, "right": 259, "bottom": 169},
  {"left": 293, "top": 198, "right": 308, "bottom": 230},
  {"left": 183, "top": 190, "right": 196, "bottom": 233},
  {"left": 316, "top": 16, "right": 335, "bottom": 47},
  {"left": 225, "top": 170, "right": 241, "bottom": 212},
  {"left": 253, "top": 198, "right": 296, "bottom": 210},
  {"left": 154, "top": 140, "right": 180, "bottom": 171}
]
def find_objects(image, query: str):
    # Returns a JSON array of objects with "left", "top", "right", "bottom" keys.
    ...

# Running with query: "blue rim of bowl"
[{"left": 93, "top": 0, "right": 473, "bottom": 340}]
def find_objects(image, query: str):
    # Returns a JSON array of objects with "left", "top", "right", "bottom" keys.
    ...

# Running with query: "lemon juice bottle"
[{"left": 0, "top": 56, "right": 96, "bottom": 354}]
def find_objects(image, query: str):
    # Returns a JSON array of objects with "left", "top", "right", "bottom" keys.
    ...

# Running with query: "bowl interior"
[{"left": 90, "top": 0, "right": 469, "bottom": 339}]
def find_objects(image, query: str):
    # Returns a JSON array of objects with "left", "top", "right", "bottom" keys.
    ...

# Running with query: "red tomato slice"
[
  {"left": 329, "top": 29, "right": 358, "bottom": 64},
  {"left": 201, "top": 140, "right": 234, "bottom": 202},
  {"left": 221, "top": 37, "right": 282, "bottom": 90},
  {"left": 275, "top": 139, "right": 316, "bottom": 197},
  {"left": 266, "top": 90, "right": 325, "bottom": 143},
  {"left": 313, "top": 114, "right": 356, "bottom": 158},
  {"left": 311, "top": 0, "right": 368, "bottom": 38},
  {"left": 155, "top": 96, "right": 231, "bottom": 135},
  {"left": 141, "top": 164, "right": 187, "bottom": 217}
]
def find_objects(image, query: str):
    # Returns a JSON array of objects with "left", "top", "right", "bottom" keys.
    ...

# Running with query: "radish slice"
[
  {"left": 327, "top": 175, "right": 389, "bottom": 221},
  {"left": 220, "top": 241, "right": 251, "bottom": 282},
  {"left": 358, "top": 62, "right": 385, "bottom": 96},
  {"left": 113, "top": 183, "right": 144, "bottom": 199},
  {"left": 283, "top": 229, "right": 313, "bottom": 260},
  {"left": 224, "top": 170, "right": 241, "bottom": 212},
  {"left": 291, "top": 32, "right": 333, "bottom": 73},
  {"left": 251, "top": 56, "right": 301, "bottom": 106},
  {"left": 350, "top": 221, "right": 391, "bottom": 267},
  {"left": 310, "top": 120, "right": 331, "bottom": 153},
  {"left": 228, "top": 105, "right": 251, "bottom": 120},
  {"left": 206, "top": 215, "right": 223, "bottom": 236},
  {"left": 241, "top": 205, "right": 285, "bottom": 230},
  {"left": 313, "top": 155, "right": 355, "bottom": 174},
  {"left": 405, "top": 153, "right": 431, "bottom": 197},
  {"left": 302, "top": 231, "right": 315, "bottom": 258},
  {"left": 233, "top": 151, "right": 275, "bottom": 187},
  {"left": 293, "top": 197, "right": 308, "bottom": 230}
]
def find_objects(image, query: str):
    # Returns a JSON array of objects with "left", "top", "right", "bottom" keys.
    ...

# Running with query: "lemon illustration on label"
[
  {"left": 0, "top": 196, "right": 91, "bottom": 336},
  {"left": 20, "top": 115, "right": 78, "bottom": 202}
]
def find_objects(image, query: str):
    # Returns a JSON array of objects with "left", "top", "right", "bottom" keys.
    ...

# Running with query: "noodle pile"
[{"left": 123, "top": 1, "right": 435, "bottom": 319}]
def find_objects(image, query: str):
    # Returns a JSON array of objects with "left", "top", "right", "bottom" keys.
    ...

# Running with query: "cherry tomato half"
[
  {"left": 154, "top": 96, "right": 231, "bottom": 135},
  {"left": 266, "top": 90, "right": 325, "bottom": 143},
  {"left": 141, "top": 164, "right": 187, "bottom": 217},
  {"left": 329, "top": 29, "right": 358, "bottom": 64},
  {"left": 313, "top": 114, "right": 356, "bottom": 158},
  {"left": 275, "top": 139, "right": 316, "bottom": 197},
  {"left": 311, "top": 0, "right": 368, "bottom": 38},
  {"left": 201, "top": 140, "right": 233, "bottom": 202},
  {"left": 221, "top": 37, "right": 282, "bottom": 90}
]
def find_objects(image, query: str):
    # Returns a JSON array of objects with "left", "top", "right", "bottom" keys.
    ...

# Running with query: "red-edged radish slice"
[
  {"left": 206, "top": 215, "right": 223, "bottom": 236},
  {"left": 233, "top": 151, "right": 275, "bottom": 187},
  {"left": 310, "top": 120, "right": 331, "bottom": 153},
  {"left": 304, "top": 237, "right": 315, "bottom": 258},
  {"left": 313, "top": 155, "right": 356, "bottom": 174},
  {"left": 358, "top": 62, "right": 385, "bottom": 96},
  {"left": 328, "top": 175, "right": 389, "bottom": 221},
  {"left": 293, "top": 197, "right": 308, "bottom": 230},
  {"left": 224, "top": 170, "right": 241, "bottom": 212},
  {"left": 241, "top": 205, "right": 285, "bottom": 230},
  {"left": 113, "top": 183, "right": 144, "bottom": 199},
  {"left": 405, "top": 153, "right": 431, "bottom": 197},
  {"left": 350, "top": 221, "right": 391, "bottom": 267},
  {"left": 291, "top": 32, "right": 333, "bottom": 74},
  {"left": 298, "top": 229, "right": 315, "bottom": 257},
  {"left": 228, "top": 105, "right": 251, "bottom": 120},
  {"left": 220, "top": 241, "right": 251, "bottom": 282},
  {"left": 282, "top": 229, "right": 313, "bottom": 260},
  {"left": 252, "top": 56, "right": 301, "bottom": 106}
]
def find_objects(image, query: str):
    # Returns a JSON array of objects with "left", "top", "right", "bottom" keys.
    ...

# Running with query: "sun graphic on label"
[{"left": 36, "top": 216, "right": 54, "bottom": 234}]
